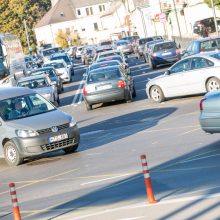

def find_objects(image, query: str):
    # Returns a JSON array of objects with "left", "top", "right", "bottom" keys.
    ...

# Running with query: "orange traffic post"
[
  {"left": 9, "top": 183, "right": 21, "bottom": 220},
  {"left": 140, "top": 155, "right": 157, "bottom": 204}
]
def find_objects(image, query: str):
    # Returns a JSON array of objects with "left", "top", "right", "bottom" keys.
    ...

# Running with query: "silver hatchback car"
[{"left": 0, "top": 87, "right": 80, "bottom": 166}]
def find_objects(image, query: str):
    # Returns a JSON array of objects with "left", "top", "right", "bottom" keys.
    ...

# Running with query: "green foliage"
[
  {"left": 0, "top": 0, "right": 51, "bottom": 53},
  {"left": 204, "top": 0, "right": 220, "bottom": 9}
]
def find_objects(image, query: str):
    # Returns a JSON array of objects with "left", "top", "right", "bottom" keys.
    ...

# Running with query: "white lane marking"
[
  {"left": 71, "top": 76, "right": 86, "bottom": 105},
  {"left": 81, "top": 130, "right": 104, "bottom": 137},
  {"left": 86, "top": 153, "right": 103, "bottom": 156},
  {"left": 80, "top": 173, "right": 135, "bottom": 186},
  {"left": 177, "top": 128, "right": 200, "bottom": 136}
]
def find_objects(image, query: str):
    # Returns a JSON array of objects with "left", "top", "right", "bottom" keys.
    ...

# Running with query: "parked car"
[
  {"left": 43, "top": 60, "right": 72, "bottom": 83},
  {"left": 134, "top": 37, "right": 154, "bottom": 58},
  {"left": 75, "top": 46, "right": 84, "bottom": 59},
  {"left": 0, "top": 87, "right": 80, "bottom": 166},
  {"left": 114, "top": 40, "right": 133, "bottom": 55},
  {"left": 143, "top": 39, "right": 164, "bottom": 63},
  {"left": 50, "top": 53, "right": 74, "bottom": 75},
  {"left": 199, "top": 90, "right": 220, "bottom": 133},
  {"left": 148, "top": 41, "right": 181, "bottom": 69},
  {"left": 83, "top": 65, "right": 136, "bottom": 110},
  {"left": 29, "top": 67, "right": 64, "bottom": 94},
  {"left": 182, "top": 37, "right": 220, "bottom": 57},
  {"left": 146, "top": 53, "right": 220, "bottom": 102},
  {"left": 17, "top": 75, "right": 60, "bottom": 106}
]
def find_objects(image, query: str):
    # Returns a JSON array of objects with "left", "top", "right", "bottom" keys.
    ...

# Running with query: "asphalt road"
[{"left": 1, "top": 57, "right": 220, "bottom": 220}]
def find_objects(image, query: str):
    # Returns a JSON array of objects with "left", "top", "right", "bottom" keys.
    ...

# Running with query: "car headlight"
[
  {"left": 69, "top": 118, "right": 76, "bottom": 127},
  {"left": 16, "top": 129, "right": 39, "bottom": 138}
]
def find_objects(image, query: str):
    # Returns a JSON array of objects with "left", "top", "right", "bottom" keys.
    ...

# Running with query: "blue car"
[{"left": 148, "top": 41, "right": 181, "bottom": 69}]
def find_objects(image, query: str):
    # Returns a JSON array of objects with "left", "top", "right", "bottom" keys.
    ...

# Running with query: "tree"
[
  {"left": 0, "top": 0, "right": 51, "bottom": 53},
  {"left": 204, "top": 0, "right": 220, "bottom": 9}
]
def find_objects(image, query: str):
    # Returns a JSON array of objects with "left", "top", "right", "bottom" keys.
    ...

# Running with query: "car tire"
[
  {"left": 206, "top": 77, "right": 220, "bottom": 92},
  {"left": 132, "top": 86, "right": 137, "bottom": 97},
  {"left": 125, "top": 90, "right": 132, "bottom": 103},
  {"left": 4, "top": 141, "right": 23, "bottom": 166},
  {"left": 63, "top": 144, "right": 79, "bottom": 154},
  {"left": 150, "top": 59, "right": 156, "bottom": 69},
  {"left": 150, "top": 85, "right": 165, "bottom": 103},
  {"left": 85, "top": 101, "right": 92, "bottom": 111}
]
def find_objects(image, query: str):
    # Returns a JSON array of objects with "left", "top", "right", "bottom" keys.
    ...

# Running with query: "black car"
[
  {"left": 50, "top": 53, "right": 74, "bottom": 75},
  {"left": 29, "top": 67, "right": 64, "bottom": 94}
]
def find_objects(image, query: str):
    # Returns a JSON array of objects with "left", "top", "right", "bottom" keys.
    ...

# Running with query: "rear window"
[
  {"left": 88, "top": 69, "right": 121, "bottom": 83},
  {"left": 100, "top": 41, "right": 112, "bottom": 46},
  {"left": 116, "top": 41, "right": 129, "bottom": 46},
  {"left": 17, "top": 78, "right": 49, "bottom": 89},
  {"left": 139, "top": 38, "right": 153, "bottom": 45},
  {"left": 154, "top": 42, "right": 176, "bottom": 52},
  {"left": 31, "top": 69, "right": 56, "bottom": 78},
  {"left": 209, "top": 52, "right": 220, "bottom": 60},
  {"left": 100, "top": 52, "right": 120, "bottom": 58},
  {"left": 51, "top": 56, "right": 71, "bottom": 65},
  {"left": 200, "top": 39, "right": 220, "bottom": 52},
  {"left": 97, "top": 56, "right": 123, "bottom": 63},
  {"left": 90, "top": 61, "right": 119, "bottom": 71},
  {"left": 44, "top": 63, "right": 64, "bottom": 69}
]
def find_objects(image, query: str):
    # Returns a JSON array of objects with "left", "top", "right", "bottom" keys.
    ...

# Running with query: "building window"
[
  {"left": 82, "top": 28, "right": 85, "bottom": 32},
  {"left": 77, "top": 9, "right": 81, "bottom": 15},
  {"left": 99, "top": 5, "right": 105, "bottom": 12},
  {"left": 86, "top": 8, "right": 89, "bottom": 16},
  {"left": 90, "top": 7, "right": 93, "bottom": 15},
  {"left": 94, "top": 23, "right": 98, "bottom": 31},
  {"left": 103, "top": 5, "right": 105, "bottom": 11}
]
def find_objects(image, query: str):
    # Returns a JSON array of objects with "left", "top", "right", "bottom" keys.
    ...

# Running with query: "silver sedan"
[{"left": 146, "top": 52, "right": 220, "bottom": 102}]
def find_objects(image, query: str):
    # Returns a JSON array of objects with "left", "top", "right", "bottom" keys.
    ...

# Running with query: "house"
[{"left": 34, "top": 0, "right": 110, "bottom": 47}]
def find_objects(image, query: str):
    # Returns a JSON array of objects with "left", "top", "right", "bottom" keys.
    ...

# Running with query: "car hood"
[
  {"left": 6, "top": 110, "right": 72, "bottom": 131},
  {"left": 34, "top": 87, "right": 53, "bottom": 94},
  {"left": 146, "top": 74, "right": 166, "bottom": 87}
]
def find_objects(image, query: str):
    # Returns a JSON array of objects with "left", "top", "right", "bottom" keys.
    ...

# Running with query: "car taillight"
[
  {"left": 153, "top": 53, "right": 157, "bottom": 57},
  {"left": 200, "top": 97, "right": 206, "bottom": 111},
  {"left": 83, "top": 86, "right": 88, "bottom": 95},
  {"left": 118, "top": 80, "right": 125, "bottom": 88},
  {"left": 176, "top": 49, "right": 180, "bottom": 54}
]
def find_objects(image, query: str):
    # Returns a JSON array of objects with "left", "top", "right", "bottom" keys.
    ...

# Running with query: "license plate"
[
  {"left": 162, "top": 52, "right": 171, "bottom": 56},
  {"left": 49, "top": 133, "right": 68, "bottom": 143},
  {"left": 96, "top": 84, "right": 112, "bottom": 91}
]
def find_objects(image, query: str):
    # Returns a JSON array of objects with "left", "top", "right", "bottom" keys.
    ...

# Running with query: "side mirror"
[{"left": 164, "top": 70, "right": 170, "bottom": 75}]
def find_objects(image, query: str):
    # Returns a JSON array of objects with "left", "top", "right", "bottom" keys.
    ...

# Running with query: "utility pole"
[
  {"left": 211, "top": 0, "right": 219, "bottom": 36},
  {"left": 137, "top": 7, "right": 148, "bottom": 37},
  {"left": 172, "top": 0, "right": 182, "bottom": 41},
  {"left": 23, "top": 19, "right": 32, "bottom": 54}
]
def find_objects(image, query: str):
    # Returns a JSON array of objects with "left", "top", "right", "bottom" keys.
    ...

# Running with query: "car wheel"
[
  {"left": 63, "top": 144, "right": 79, "bottom": 154},
  {"left": 125, "top": 90, "right": 132, "bottom": 103},
  {"left": 132, "top": 86, "right": 137, "bottom": 97},
  {"left": 4, "top": 141, "right": 23, "bottom": 166},
  {"left": 85, "top": 101, "right": 92, "bottom": 111},
  {"left": 150, "top": 85, "right": 165, "bottom": 103},
  {"left": 150, "top": 59, "right": 156, "bottom": 69},
  {"left": 206, "top": 77, "right": 220, "bottom": 92}
]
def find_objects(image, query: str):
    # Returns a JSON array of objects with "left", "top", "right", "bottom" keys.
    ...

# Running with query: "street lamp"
[{"left": 211, "top": 0, "right": 219, "bottom": 36}]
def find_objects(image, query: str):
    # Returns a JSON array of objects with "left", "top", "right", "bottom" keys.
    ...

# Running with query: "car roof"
[
  {"left": 192, "top": 37, "right": 220, "bottom": 43},
  {"left": 17, "top": 75, "right": 47, "bottom": 82},
  {"left": 0, "top": 87, "right": 34, "bottom": 100},
  {"left": 88, "top": 65, "right": 120, "bottom": 74}
]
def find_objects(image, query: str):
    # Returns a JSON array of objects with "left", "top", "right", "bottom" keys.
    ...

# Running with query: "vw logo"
[{"left": 51, "top": 126, "right": 58, "bottom": 133}]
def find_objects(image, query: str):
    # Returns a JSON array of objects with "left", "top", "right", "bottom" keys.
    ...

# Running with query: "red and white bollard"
[
  {"left": 9, "top": 183, "right": 21, "bottom": 220},
  {"left": 140, "top": 155, "right": 157, "bottom": 204}
]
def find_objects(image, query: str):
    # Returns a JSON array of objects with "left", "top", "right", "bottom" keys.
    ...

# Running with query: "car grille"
[
  {"left": 37, "top": 123, "right": 69, "bottom": 134},
  {"left": 41, "top": 138, "right": 74, "bottom": 151}
]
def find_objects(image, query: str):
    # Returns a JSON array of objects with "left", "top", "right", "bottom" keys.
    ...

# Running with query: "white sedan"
[
  {"left": 146, "top": 52, "right": 220, "bottom": 102},
  {"left": 43, "top": 60, "right": 72, "bottom": 83}
]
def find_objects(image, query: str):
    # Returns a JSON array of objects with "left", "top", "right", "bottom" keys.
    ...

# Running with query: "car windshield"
[
  {"left": 88, "top": 69, "right": 121, "bottom": 83},
  {"left": 117, "top": 41, "right": 129, "bottom": 46},
  {"left": 31, "top": 69, "right": 56, "bottom": 78},
  {"left": 44, "top": 62, "right": 65, "bottom": 69},
  {"left": 0, "top": 93, "right": 55, "bottom": 121},
  {"left": 139, "top": 38, "right": 153, "bottom": 45},
  {"left": 90, "top": 61, "right": 119, "bottom": 71},
  {"left": 154, "top": 42, "right": 176, "bottom": 52},
  {"left": 42, "top": 48, "right": 60, "bottom": 56},
  {"left": 51, "top": 56, "right": 71, "bottom": 65},
  {"left": 17, "top": 78, "right": 49, "bottom": 89},
  {"left": 97, "top": 56, "right": 123, "bottom": 63},
  {"left": 200, "top": 39, "right": 220, "bottom": 51}
]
